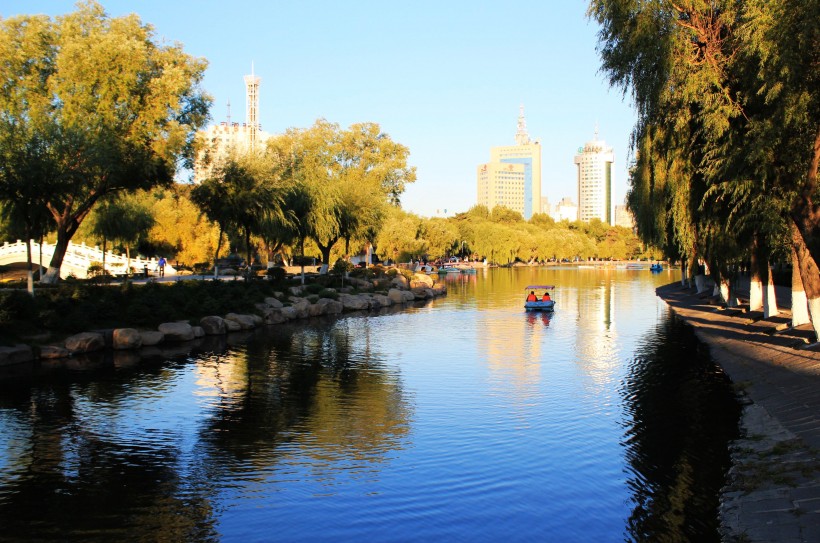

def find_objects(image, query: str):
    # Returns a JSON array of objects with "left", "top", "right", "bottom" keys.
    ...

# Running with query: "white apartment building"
[
  {"left": 574, "top": 129, "right": 614, "bottom": 224},
  {"left": 194, "top": 67, "right": 271, "bottom": 183},
  {"left": 555, "top": 197, "right": 579, "bottom": 222}
]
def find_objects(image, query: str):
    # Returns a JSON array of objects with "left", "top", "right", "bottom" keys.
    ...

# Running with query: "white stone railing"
[{"left": 0, "top": 239, "right": 176, "bottom": 279}]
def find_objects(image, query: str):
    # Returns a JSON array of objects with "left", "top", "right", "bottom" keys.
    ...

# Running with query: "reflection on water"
[{"left": 0, "top": 267, "right": 739, "bottom": 542}]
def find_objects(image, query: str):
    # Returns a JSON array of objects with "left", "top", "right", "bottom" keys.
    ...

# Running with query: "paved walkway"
[{"left": 657, "top": 281, "right": 820, "bottom": 542}]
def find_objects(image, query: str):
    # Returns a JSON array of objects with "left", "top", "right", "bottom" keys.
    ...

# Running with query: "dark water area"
[{"left": 0, "top": 267, "right": 740, "bottom": 542}]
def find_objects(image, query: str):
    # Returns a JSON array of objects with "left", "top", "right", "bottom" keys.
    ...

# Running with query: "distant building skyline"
[
  {"left": 194, "top": 67, "right": 271, "bottom": 183},
  {"left": 614, "top": 204, "right": 634, "bottom": 229},
  {"left": 574, "top": 129, "right": 614, "bottom": 224},
  {"left": 476, "top": 106, "right": 542, "bottom": 219}
]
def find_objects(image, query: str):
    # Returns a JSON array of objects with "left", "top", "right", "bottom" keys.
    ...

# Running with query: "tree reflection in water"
[
  {"left": 620, "top": 314, "right": 741, "bottom": 542},
  {"left": 0, "top": 315, "right": 411, "bottom": 542}
]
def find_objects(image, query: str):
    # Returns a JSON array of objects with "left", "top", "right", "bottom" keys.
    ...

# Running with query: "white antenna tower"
[{"left": 244, "top": 63, "right": 261, "bottom": 149}]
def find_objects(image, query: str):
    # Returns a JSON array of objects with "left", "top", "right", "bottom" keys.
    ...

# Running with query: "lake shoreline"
[{"left": 656, "top": 282, "right": 820, "bottom": 542}]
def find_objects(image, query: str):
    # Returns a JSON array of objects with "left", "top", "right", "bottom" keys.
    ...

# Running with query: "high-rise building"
[
  {"left": 194, "top": 66, "right": 271, "bottom": 183},
  {"left": 477, "top": 106, "right": 542, "bottom": 219},
  {"left": 614, "top": 204, "right": 634, "bottom": 229},
  {"left": 574, "top": 128, "right": 614, "bottom": 224},
  {"left": 555, "top": 197, "right": 579, "bottom": 222}
]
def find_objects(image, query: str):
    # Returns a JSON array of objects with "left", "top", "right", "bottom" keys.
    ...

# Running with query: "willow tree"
[
  {"left": 191, "top": 151, "right": 287, "bottom": 274},
  {"left": 279, "top": 120, "right": 416, "bottom": 265},
  {"left": 0, "top": 125, "right": 55, "bottom": 294},
  {"left": 590, "top": 1, "right": 819, "bottom": 330},
  {"left": 0, "top": 2, "right": 210, "bottom": 284},
  {"left": 90, "top": 193, "right": 156, "bottom": 277}
]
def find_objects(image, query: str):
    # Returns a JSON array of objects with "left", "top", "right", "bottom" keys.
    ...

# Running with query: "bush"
[
  {"left": 0, "top": 290, "right": 37, "bottom": 328},
  {"left": 317, "top": 289, "right": 338, "bottom": 300},
  {"left": 266, "top": 267, "right": 286, "bottom": 282},
  {"left": 333, "top": 259, "right": 354, "bottom": 275}
]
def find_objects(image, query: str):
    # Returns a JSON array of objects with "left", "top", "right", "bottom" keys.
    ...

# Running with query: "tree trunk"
[
  {"left": 214, "top": 226, "right": 224, "bottom": 279},
  {"left": 749, "top": 237, "right": 764, "bottom": 311},
  {"left": 102, "top": 237, "right": 107, "bottom": 275},
  {"left": 791, "top": 220, "right": 820, "bottom": 341},
  {"left": 41, "top": 231, "right": 71, "bottom": 284},
  {"left": 687, "top": 252, "right": 697, "bottom": 289},
  {"left": 38, "top": 236, "right": 44, "bottom": 281},
  {"left": 763, "top": 262, "right": 779, "bottom": 318},
  {"left": 791, "top": 245, "right": 810, "bottom": 327},
  {"left": 719, "top": 272, "right": 739, "bottom": 308},
  {"left": 25, "top": 238, "right": 34, "bottom": 297}
]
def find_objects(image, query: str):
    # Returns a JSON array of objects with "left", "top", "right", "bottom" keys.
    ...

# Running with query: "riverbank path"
[{"left": 657, "top": 280, "right": 820, "bottom": 542}]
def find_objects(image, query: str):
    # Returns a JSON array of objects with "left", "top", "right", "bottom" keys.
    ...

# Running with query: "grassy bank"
[
  {"left": 0, "top": 279, "right": 290, "bottom": 346},
  {"left": 0, "top": 266, "right": 413, "bottom": 347}
]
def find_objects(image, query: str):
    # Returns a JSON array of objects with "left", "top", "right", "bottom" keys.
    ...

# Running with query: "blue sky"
[{"left": 2, "top": 1, "right": 637, "bottom": 218}]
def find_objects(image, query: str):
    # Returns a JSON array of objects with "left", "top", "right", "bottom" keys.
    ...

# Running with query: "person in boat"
[
  {"left": 526, "top": 291, "right": 537, "bottom": 302},
  {"left": 542, "top": 292, "right": 551, "bottom": 302}
]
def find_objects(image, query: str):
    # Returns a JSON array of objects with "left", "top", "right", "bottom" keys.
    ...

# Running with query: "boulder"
[
  {"left": 192, "top": 326, "right": 206, "bottom": 338},
  {"left": 388, "top": 288, "right": 407, "bottom": 304},
  {"left": 411, "top": 273, "right": 434, "bottom": 288},
  {"left": 264, "top": 297, "right": 284, "bottom": 309},
  {"left": 289, "top": 285, "right": 306, "bottom": 296},
  {"left": 90, "top": 328, "right": 115, "bottom": 348},
  {"left": 112, "top": 328, "right": 143, "bottom": 350},
  {"left": 339, "top": 293, "right": 370, "bottom": 311},
  {"left": 391, "top": 275, "right": 410, "bottom": 289},
  {"left": 249, "top": 314, "right": 263, "bottom": 326},
  {"left": 140, "top": 330, "right": 164, "bottom": 346},
  {"left": 65, "top": 332, "right": 105, "bottom": 354},
  {"left": 372, "top": 294, "right": 392, "bottom": 307},
  {"left": 158, "top": 322, "right": 195, "bottom": 342},
  {"left": 262, "top": 307, "right": 289, "bottom": 324},
  {"left": 288, "top": 299, "right": 311, "bottom": 319},
  {"left": 0, "top": 344, "right": 34, "bottom": 366},
  {"left": 308, "top": 302, "right": 326, "bottom": 317},
  {"left": 225, "top": 313, "right": 257, "bottom": 330},
  {"left": 280, "top": 307, "right": 299, "bottom": 320},
  {"left": 224, "top": 319, "right": 242, "bottom": 332},
  {"left": 200, "top": 316, "right": 227, "bottom": 335},
  {"left": 411, "top": 287, "right": 435, "bottom": 299},
  {"left": 316, "top": 298, "right": 344, "bottom": 314}
]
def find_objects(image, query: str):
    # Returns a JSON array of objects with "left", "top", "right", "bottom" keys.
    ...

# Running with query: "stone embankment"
[
  {"left": 657, "top": 281, "right": 820, "bottom": 543},
  {"left": 0, "top": 272, "right": 445, "bottom": 366}
]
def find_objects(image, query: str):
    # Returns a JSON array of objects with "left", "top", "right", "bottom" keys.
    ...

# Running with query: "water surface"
[{"left": 0, "top": 266, "right": 740, "bottom": 542}]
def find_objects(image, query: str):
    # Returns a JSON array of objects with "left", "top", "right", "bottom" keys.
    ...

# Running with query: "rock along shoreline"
[
  {"left": 0, "top": 273, "right": 446, "bottom": 367},
  {"left": 656, "top": 282, "right": 820, "bottom": 543}
]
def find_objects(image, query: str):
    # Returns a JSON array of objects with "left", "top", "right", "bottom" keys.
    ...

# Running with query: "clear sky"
[{"left": 1, "top": 1, "right": 637, "bottom": 219}]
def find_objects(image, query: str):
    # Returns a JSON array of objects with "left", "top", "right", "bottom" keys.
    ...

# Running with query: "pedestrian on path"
[{"left": 158, "top": 256, "right": 166, "bottom": 277}]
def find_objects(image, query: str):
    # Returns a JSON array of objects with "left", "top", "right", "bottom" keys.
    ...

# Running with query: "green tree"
[
  {"left": 0, "top": 2, "right": 210, "bottom": 284},
  {"left": 279, "top": 120, "right": 415, "bottom": 265},
  {"left": 191, "top": 151, "right": 287, "bottom": 274},
  {"left": 0, "top": 125, "right": 55, "bottom": 293},
  {"left": 147, "top": 186, "right": 220, "bottom": 268},
  {"left": 89, "top": 193, "right": 155, "bottom": 276},
  {"left": 590, "top": 0, "right": 819, "bottom": 319},
  {"left": 422, "top": 217, "right": 460, "bottom": 260}
]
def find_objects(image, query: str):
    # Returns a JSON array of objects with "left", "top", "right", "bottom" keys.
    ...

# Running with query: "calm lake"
[{"left": 0, "top": 266, "right": 740, "bottom": 542}]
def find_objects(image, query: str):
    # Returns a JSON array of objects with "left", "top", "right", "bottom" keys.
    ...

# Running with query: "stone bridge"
[{"left": 0, "top": 239, "right": 176, "bottom": 279}]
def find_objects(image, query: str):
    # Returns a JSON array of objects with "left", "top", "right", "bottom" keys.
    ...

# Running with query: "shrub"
[
  {"left": 266, "top": 267, "right": 286, "bottom": 282},
  {"left": 333, "top": 259, "right": 354, "bottom": 275},
  {"left": 0, "top": 290, "right": 37, "bottom": 327},
  {"left": 317, "top": 289, "right": 338, "bottom": 299}
]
